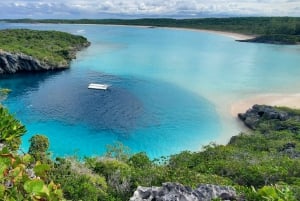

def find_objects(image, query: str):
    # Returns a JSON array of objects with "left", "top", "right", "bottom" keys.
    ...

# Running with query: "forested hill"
[
  {"left": 4, "top": 17, "right": 300, "bottom": 44},
  {"left": 0, "top": 29, "right": 90, "bottom": 73}
]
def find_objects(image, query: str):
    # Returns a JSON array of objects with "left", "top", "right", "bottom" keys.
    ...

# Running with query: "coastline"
[
  {"left": 200, "top": 92, "right": 300, "bottom": 145},
  {"left": 4, "top": 22, "right": 256, "bottom": 42},
  {"left": 160, "top": 27, "right": 256, "bottom": 41},
  {"left": 231, "top": 93, "right": 300, "bottom": 116},
  {"left": 97, "top": 24, "right": 256, "bottom": 41}
]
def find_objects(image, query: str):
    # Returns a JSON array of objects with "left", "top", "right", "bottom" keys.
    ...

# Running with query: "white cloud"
[{"left": 0, "top": 0, "right": 299, "bottom": 18}]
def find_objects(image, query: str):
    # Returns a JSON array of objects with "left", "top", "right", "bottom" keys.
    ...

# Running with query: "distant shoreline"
[
  {"left": 94, "top": 24, "right": 256, "bottom": 41},
  {"left": 231, "top": 93, "right": 300, "bottom": 116},
  {"left": 5, "top": 17, "right": 299, "bottom": 44},
  {"left": 159, "top": 27, "right": 256, "bottom": 41}
]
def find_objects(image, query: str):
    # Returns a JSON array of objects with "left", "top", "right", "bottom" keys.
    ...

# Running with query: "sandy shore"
[
  {"left": 210, "top": 93, "right": 300, "bottom": 144},
  {"left": 98, "top": 24, "right": 256, "bottom": 41},
  {"left": 201, "top": 29, "right": 255, "bottom": 40},
  {"left": 231, "top": 93, "right": 300, "bottom": 116},
  {"left": 160, "top": 27, "right": 256, "bottom": 40}
]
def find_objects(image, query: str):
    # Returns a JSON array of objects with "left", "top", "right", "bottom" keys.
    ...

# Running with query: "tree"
[
  {"left": 28, "top": 135, "right": 50, "bottom": 163},
  {"left": 105, "top": 141, "right": 131, "bottom": 161}
]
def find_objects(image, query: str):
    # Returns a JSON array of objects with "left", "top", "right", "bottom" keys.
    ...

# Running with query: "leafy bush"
[
  {"left": 256, "top": 185, "right": 297, "bottom": 201},
  {"left": 0, "top": 106, "right": 26, "bottom": 151},
  {"left": 50, "top": 157, "right": 108, "bottom": 201},
  {"left": 105, "top": 141, "right": 131, "bottom": 162},
  {"left": 0, "top": 147, "right": 64, "bottom": 201}
]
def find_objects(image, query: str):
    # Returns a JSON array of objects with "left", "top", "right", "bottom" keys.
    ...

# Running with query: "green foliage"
[
  {"left": 91, "top": 158, "right": 131, "bottom": 177},
  {"left": 0, "top": 107, "right": 63, "bottom": 200},
  {"left": 59, "top": 175, "right": 104, "bottom": 201},
  {"left": 50, "top": 157, "right": 108, "bottom": 201},
  {"left": 0, "top": 148, "right": 64, "bottom": 201},
  {"left": 128, "top": 152, "right": 152, "bottom": 168},
  {"left": 0, "top": 29, "right": 89, "bottom": 67},
  {"left": 28, "top": 135, "right": 50, "bottom": 163},
  {"left": 0, "top": 106, "right": 26, "bottom": 151},
  {"left": 34, "top": 163, "right": 51, "bottom": 179},
  {"left": 88, "top": 158, "right": 132, "bottom": 198},
  {"left": 105, "top": 141, "right": 131, "bottom": 162},
  {"left": 276, "top": 106, "right": 300, "bottom": 116},
  {"left": 256, "top": 185, "right": 297, "bottom": 201}
]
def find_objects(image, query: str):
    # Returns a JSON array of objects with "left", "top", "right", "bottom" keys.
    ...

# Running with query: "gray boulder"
[
  {"left": 238, "top": 104, "right": 289, "bottom": 129},
  {"left": 130, "top": 182, "right": 238, "bottom": 201}
]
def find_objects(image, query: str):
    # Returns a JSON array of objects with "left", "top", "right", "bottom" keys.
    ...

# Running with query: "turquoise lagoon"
[{"left": 1, "top": 23, "right": 300, "bottom": 158}]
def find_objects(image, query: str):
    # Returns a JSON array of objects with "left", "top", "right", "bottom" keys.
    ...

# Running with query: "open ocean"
[{"left": 1, "top": 23, "right": 300, "bottom": 158}]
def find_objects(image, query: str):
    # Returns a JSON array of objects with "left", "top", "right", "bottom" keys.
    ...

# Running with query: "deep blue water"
[
  {"left": 1, "top": 69, "right": 217, "bottom": 158},
  {"left": 1, "top": 23, "right": 300, "bottom": 158}
]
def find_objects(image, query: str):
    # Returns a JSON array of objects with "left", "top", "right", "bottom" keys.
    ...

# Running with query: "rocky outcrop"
[
  {"left": 279, "top": 142, "right": 300, "bottom": 159},
  {"left": 238, "top": 105, "right": 300, "bottom": 158},
  {"left": 130, "top": 183, "right": 239, "bottom": 201},
  {"left": 0, "top": 51, "right": 61, "bottom": 74},
  {"left": 238, "top": 104, "right": 289, "bottom": 129},
  {"left": 0, "top": 42, "right": 90, "bottom": 74}
]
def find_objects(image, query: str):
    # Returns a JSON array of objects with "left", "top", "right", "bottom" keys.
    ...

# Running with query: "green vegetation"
[
  {"left": 0, "top": 106, "right": 65, "bottom": 201},
  {"left": 1, "top": 91, "right": 300, "bottom": 200},
  {"left": 5, "top": 17, "right": 300, "bottom": 44},
  {"left": 28, "top": 135, "right": 51, "bottom": 164},
  {"left": 0, "top": 29, "right": 90, "bottom": 67},
  {"left": 256, "top": 185, "right": 297, "bottom": 201},
  {"left": 0, "top": 107, "right": 25, "bottom": 151}
]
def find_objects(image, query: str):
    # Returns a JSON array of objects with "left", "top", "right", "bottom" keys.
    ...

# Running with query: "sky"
[{"left": 0, "top": 0, "right": 299, "bottom": 19}]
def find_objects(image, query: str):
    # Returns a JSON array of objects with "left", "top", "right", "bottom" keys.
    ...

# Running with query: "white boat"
[{"left": 88, "top": 83, "right": 110, "bottom": 90}]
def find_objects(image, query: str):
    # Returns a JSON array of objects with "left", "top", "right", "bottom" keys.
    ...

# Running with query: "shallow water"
[{"left": 1, "top": 23, "right": 300, "bottom": 158}]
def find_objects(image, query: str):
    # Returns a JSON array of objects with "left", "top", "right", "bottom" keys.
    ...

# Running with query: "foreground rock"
[
  {"left": 238, "top": 104, "right": 289, "bottom": 129},
  {"left": 130, "top": 182, "right": 239, "bottom": 201},
  {"left": 238, "top": 104, "right": 300, "bottom": 158}
]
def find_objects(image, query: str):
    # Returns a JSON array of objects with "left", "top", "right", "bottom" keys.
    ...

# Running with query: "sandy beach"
[
  {"left": 209, "top": 93, "right": 300, "bottom": 144},
  {"left": 162, "top": 27, "right": 256, "bottom": 40},
  {"left": 231, "top": 93, "right": 300, "bottom": 116},
  {"left": 200, "top": 29, "right": 255, "bottom": 40},
  {"left": 99, "top": 24, "right": 256, "bottom": 41}
]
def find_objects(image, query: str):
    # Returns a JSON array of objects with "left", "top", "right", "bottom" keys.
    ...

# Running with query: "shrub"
[
  {"left": 28, "top": 135, "right": 50, "bottom": 163},
  {"left": 0, "top": 147, "right": 64, "bottom": 201},
  {"left": 0, "top": 106, "right": 26, "bottom": 151}
]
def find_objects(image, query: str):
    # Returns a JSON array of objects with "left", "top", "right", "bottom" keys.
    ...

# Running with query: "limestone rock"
[
  {"left": 238, "top": 104, "right": 289, "bottom": 129},
  {"left": 130, "top": 182, "right": 239, "bottom": 201},
  {"left": 0, "top": 51, "right": 61, "bottom": 74},
  {"left": 0, "top": 41, "right": 90, "bottom": 74}
]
